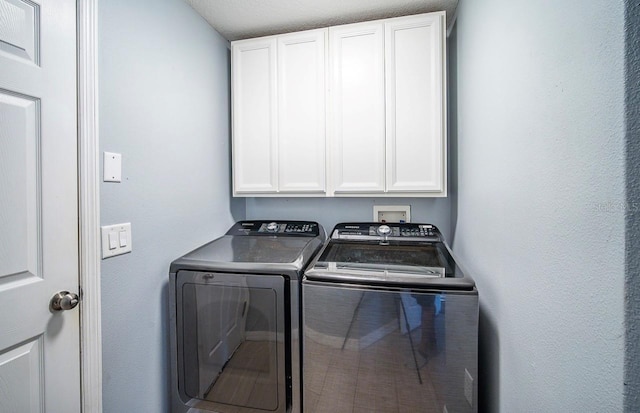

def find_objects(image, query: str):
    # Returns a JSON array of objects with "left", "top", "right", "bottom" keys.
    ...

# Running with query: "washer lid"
[
  {"left": 305, "top": 227, "right": 475, "bottom": 290},
  {"left": 316, "top": 240, "right": 453, "bottom": 271}
]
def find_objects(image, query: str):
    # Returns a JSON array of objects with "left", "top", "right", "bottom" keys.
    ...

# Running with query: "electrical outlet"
[{"left": 464, "top": 368, "right": 474, "bottom": 407}]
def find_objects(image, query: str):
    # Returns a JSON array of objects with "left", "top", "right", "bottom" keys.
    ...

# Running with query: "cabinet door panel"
[
  {"left": 277, "top": 29, "right": 326, "bottom": 193},
  {"left": 385, "top": 14, "right": 445, "bottom": 193},
  {"left": 232, "top": 39, "right": 278, "bottom": 193},
  {"left": 330, "top": 23, "right": 385, "bottom": 193}
]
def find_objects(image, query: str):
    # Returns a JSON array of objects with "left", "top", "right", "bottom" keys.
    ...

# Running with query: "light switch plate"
[
  {"left": 103, "top": 152, "right": 122, "bottom": 182},
  {"left": 373, "top": 205, "right": 411, "bottom": 223},
  {"left": 101, "top": 223, "right": 132, "bottom": 258}
]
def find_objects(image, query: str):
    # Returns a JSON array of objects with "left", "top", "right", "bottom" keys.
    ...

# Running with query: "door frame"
[{"left": 78, "top": 0, "right": 102, "bottom": 411}]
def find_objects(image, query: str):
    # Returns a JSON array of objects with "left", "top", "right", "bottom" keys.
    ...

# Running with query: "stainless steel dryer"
[
  {"left": 169, "top": 220, "right": 325, "bottom": 413},
  {"left": 302, "top": 223, "right": 478, "bottom": 413}
]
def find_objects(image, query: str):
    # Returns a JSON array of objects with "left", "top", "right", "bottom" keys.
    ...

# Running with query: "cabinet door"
[
  {"left": 232, "top": 38, "right": 278, "bottom": 193},
  {"left": 277, "top": 29, "right": 327, "bottom": 193},
  {"left": 385, "top": 13, "right": 446, "bottom": 193},
  {"left": 329, "top": 22, "right": 386, "bottom": 193}
]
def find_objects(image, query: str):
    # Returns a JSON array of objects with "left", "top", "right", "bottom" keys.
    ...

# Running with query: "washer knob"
[
  {"left": 377, "top": 225, "right": 391, "bottom": 236},
  {"left": 266, "top": 222, "right": 279, "bottom": 232}
]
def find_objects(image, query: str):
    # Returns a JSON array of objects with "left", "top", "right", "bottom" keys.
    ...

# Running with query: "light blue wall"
[
  {"left": 246, "top": 198, "right": 452, "bottom": 240},
  {"left": 98, "top": 0, "right": 243, "bottom": 410},
  {"left": 451, "top": 0, "right": 626, "bottom": 411}
]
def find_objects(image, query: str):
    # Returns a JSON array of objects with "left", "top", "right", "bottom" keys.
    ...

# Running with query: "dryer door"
[{"left": 176, "top": 271, "right": 287, "bottom": 413}]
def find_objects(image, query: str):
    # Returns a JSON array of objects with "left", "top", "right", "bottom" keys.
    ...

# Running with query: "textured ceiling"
[{"left": 186, "top": 0, "right": 458, "bottom": 41}]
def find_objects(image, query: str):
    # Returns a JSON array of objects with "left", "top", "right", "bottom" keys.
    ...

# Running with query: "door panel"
[
  {"left": 232, "top": 38, "right": 278, "bottom": 193},
  {"left": 0, "top": 91, "right": 39, "bottom": 281},
  {"left": 0, "top": 0, "right": 39, "bottom": 64},
  {"left": 329, "top": 22, "right": 385, "bottom": 193},
  {"left": 0, "top": 0, "right": 80, "bottom": 411},
  {"left": 385, "top": 14, "right": 445, "bottom": 192},
  {"left": 277, "top": 29, "right": 326, "bottom": 193},
  {"left": 0, "top": 337, "right": 43, "bottom": 413}
]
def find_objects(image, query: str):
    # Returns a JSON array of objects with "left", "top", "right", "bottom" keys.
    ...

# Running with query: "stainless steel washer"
[
  {"left": 169, "top": 220, "right": 325, "bottom": 413},
  {"left": 302, "top": 222, "right": 478, "bottom": 413}
]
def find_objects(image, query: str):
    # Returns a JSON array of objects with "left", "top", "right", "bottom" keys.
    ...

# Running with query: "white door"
[
  {"left": 329, "top": 22, "right": 386, "bottom": 193},
  {"left": 277, "top": 29, "right": 326, "bottom": 193},
  {"left": 0, "top": 1, "right": 81, "bottom": 412}
]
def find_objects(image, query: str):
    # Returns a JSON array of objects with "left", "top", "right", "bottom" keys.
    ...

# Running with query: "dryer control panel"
[{"left": 226, "top": 220, "right": 321, "bottom": 237}]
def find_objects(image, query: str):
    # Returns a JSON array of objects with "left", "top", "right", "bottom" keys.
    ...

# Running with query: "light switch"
[
  {"left": 101, "top": 223, "right": 132, "bottom": 258},
  {"left": 108, "top": 232, "right": 118, "bottom": 250},
  {"left": 103, "top": 152, "right": 122, "bottom": 182},
  {"left": 119, "top": 231, "right": 127, "bottom": 247}
]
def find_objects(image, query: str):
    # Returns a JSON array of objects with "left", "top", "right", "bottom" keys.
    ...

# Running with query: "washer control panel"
[
  {"left": 332, "top": 222, "right": 440, "bottom": 240},
  {"left": 227, "top": 220, "right": 321, "bottom": 237}
]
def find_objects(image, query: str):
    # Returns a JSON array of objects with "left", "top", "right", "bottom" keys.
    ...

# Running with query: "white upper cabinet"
[
  {"left": 329, "top": 12, "right": 446, "bottom": 196},
  {"left": 385, "top": 14, "right": 445, "bottom": 193},
  {"left": 231, "top": 12, "right": 446, "bottom": 197},
  {"left": 277, "top": 30, "right": 326, "bottom": 193},
  {"left": 232, "top": 29, "right": 326, "bottom": 195},
  {"left": 232, "top": 38, "right": 278, "bottom": 193},
  {"left": 329, "top": 22, "right": 386, "bottom": 193}
]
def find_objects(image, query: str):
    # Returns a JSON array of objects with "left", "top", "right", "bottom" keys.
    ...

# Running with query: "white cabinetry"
[
  {"left": 330, "top": 13, "right": 446, "bottom": 196},
  {"left": 232, "top": 12, "right": 446, "bottom": 197},
  {"left": 232, "top": 29, "right": 326, "bottom": 195},
  {"left": 277, "top": 31, "right": 326, "bottom": 193},
  {"left": 329, "top": 22, "right": 386, "bottom": 193},
  {"left": 232, "top": 38, "right": 277, "bottom": 193},
  {"left": 385, "top": 14, "right": 445, "bottom": 193}
]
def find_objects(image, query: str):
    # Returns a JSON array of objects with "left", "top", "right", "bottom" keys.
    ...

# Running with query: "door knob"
[{"left": 50, "top": 291, "right": 79, "bottom": 312}]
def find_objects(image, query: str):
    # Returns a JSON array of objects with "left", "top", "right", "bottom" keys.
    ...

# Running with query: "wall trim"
[{"left": 77, "top": 0, "right": 102, "bottom": 411}]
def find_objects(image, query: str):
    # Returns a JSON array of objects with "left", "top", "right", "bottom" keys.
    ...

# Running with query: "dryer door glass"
[{"left": 177, "top": 272, "right": 287, "bottom": 413}]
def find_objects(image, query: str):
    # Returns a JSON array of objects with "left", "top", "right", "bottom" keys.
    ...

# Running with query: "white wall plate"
[
  {"left": 101, "top": 223, "right": 132, "bottom": 258},
  {"left": 373, "top": 205, "right": 411, "bottom": 223}
]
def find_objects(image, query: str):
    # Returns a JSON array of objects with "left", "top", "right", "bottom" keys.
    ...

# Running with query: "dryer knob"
[{"left": 266, "top": 222, "right": 279, "bottom": 232}]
